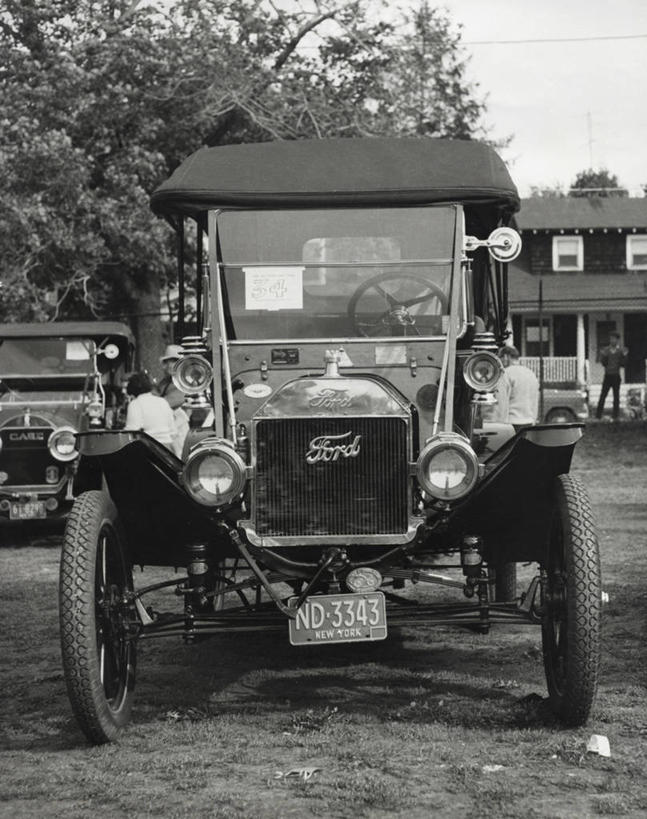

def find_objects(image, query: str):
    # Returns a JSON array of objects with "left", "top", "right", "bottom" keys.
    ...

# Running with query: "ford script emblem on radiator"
[
  {"left": 309, "top": 388, "right": 353, "bottom": 410},
  {"left": 306, "top": 431, "right": 361, "bottom": 463}
]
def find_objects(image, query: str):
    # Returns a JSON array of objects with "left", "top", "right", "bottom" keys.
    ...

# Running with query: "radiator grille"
[
  {"left": 254, "top": 417, "right": 408, "bottom": 537},
  {"left": 0, "top": 427, "right": 56, "bottom": 486}
]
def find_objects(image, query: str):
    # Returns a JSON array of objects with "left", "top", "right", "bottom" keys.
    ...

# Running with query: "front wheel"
[
  {"left": 541, "top": 474, "right": 601, "bottom": 726},
  {"left": 59, "top": 491, "right": 136, "bottom": 743}
]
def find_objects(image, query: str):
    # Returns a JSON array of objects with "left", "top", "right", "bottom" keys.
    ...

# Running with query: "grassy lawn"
[{"left": 1, "top": 422, "right": 646, "bottom": 818}]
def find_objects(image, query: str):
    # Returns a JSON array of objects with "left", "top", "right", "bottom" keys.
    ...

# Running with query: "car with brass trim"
[
  {"left": 0, "top": 322, "right": 133, "bottom": 526},
  {"left": 58, "top": 139, "right": 601, "bottom": 743}
]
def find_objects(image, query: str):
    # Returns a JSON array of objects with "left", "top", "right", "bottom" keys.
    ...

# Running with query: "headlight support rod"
[{"left": 227, "top": 527, "right": 297, "bottom": 619}]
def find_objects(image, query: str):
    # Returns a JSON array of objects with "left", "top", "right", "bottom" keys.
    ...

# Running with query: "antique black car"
[
  {"left": 59, "top": 138, "right": 601, "bottom": 743},
  {"left": 0, "top": 322, "right": 133, "bottom": 527}
]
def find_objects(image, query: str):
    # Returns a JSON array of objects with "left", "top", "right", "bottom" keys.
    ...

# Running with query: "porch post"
[{"left": 576, "top": 313, "right": 586, "bottom": 385}]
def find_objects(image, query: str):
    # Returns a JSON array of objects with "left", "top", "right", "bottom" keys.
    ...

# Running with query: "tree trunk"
[{"left": 131, "top": 269, "right": 168, "bottom": 380}]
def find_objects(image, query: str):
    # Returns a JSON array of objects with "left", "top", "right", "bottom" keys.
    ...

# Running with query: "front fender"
[
  {"left": 75, "top": 431, "right": 226, "bottom": 566},
  {"left": 447, "top": 424, "right": 583, "bottom": 563}
]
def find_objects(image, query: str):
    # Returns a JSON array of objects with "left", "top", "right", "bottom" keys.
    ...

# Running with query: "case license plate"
[
  {"left": 289, "top": 592, "right": 387, "bottom": 646},
  {"left": 10, "top": 501, "right": 46, "bottom": 520}
]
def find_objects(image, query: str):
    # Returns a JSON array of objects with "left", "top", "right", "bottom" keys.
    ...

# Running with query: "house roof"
[
  {"left": 151, "top": 138, "right": 520, "bottom": 217},
  {"left": 516, "top": 197, "right": 647, "bottom": 231},
  {"left": 508, "top": 270, "right": 647, "bottom": 312}
]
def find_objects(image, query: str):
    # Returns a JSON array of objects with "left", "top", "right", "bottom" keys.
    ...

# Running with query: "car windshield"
[
  {"left": 0, "top": 338, "right": 94, "bottom": 376},
  {"left": 216, "top": 206, "right": 459, "bottom": 341}
]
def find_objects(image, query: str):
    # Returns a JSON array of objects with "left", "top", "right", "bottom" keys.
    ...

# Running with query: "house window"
[
  {"left": 552, "top": 236, "right": 583, "bottom": 271},
  {"left": 627, "top": 235, "right": 647, "bottom": 270},
  {"left": 523, "top": 317, "right": 551, "bottom": 357}
]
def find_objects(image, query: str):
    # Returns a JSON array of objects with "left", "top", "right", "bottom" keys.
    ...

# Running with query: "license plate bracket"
[
  {"left": 9, "top": 501, "right": 47, "bottom": 520},
  {"left": 288, "top": 591, "right": 387, "bottom": 646}
]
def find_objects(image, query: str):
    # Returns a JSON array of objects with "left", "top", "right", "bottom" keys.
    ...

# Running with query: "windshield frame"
[
  {"left": 0, "top": 337, "right": 99, "bottom": 379},
  {"left": 210, "top": 204, "right": 467, "bottom": 346}
]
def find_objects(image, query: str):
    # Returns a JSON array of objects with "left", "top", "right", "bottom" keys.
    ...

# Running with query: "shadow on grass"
[
  {"left": 128, "top": 624, "right": 559, "bottom": 734},
  {"left": 0, "top": 518, "right": 64, "bottom": 548}
]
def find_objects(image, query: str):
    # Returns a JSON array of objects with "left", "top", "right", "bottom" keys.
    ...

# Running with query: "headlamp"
[
  {"left": 463, "top": 351, "right": 503, "bottom": 392},
  {"left": 48, "top": 426, "right": 78, "bottom": 462},
  {"left": 86, "top": 399, "right": 104, "bottom": 419},
  {"left": 416, "top": 433, "right": 479, "bottom": 501},
  {"left": 172, "top": 354, "right": 213, "bottom": 395},
  {"left": 182, "top": 438, "right": 246, "bottom": 506}
]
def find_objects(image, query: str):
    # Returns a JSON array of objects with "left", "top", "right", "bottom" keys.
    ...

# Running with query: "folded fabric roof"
[
  {"left": 150, "top": 137, "right": 519, "bottom": 218},
  {"left": 0, "top": 321, "right": 134, "bottom": 341}
]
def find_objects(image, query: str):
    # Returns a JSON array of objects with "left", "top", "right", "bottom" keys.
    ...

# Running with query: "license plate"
[
  {"left": 288, "top": 592, "right": 387, "bottom": 646},
  {"left": 9, "top": 501, "right": 47, "bottom": 520}
]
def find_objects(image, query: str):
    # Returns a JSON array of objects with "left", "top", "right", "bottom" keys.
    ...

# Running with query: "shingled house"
[{"left": 508, "top": 197, "right": 647, "bottom": 401}]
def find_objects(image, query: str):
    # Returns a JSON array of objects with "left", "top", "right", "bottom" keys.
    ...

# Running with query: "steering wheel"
[{"left": 348, "top": 272, "right": 448, "bottom": 337}]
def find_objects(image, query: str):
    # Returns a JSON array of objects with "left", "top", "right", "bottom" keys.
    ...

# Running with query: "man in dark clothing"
[{"left": 595, "top": 332, "right": 628, "bottom": 420}]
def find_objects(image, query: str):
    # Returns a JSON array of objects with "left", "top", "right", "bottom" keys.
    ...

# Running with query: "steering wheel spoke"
[{"left": 348, "top": 272, "right": 448, "bottom": 337}]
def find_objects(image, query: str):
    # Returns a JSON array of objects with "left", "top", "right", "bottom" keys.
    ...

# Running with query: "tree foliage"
[
  {"left": 529, "top": 184, "right": 565, "bottom": 199},
  {"left": 0, "top": 0, "right": 489, "bottom": 370},
  {"left": 569, "top": 168, "right": 628, "bottom": 198}
]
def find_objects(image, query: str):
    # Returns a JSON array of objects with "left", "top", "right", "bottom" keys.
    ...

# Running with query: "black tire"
[
  {"left": 488, "top": 563, "right": 517, "bottom": 602},
  {"left": 59, "top": 491, "right": 136, "bottom": 743},
  {"left": 541, "top": 474, "right": 601, "bottom": 726},
  {"left": 545, "top": 408, "right": 576, "bottom": 424}
]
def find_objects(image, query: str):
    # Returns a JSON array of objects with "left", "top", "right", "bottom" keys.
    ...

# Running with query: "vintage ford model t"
[
  {"left": 59, "top": 138, "right": 601, "bottom": 743},
  {"left": 0, "top": 321, "right": 133, "bottom": 528}
]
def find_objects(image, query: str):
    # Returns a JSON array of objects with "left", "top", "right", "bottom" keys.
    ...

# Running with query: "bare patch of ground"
[{"left": 1, "top": 422, "right": 646, "bottom": 818}]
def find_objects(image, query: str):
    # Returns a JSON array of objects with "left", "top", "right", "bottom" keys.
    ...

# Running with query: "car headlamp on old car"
[
  {"left": 172, "top": 354, "right": 213, "bottom": 395},
  {"left": 463, "top": 351, "right": 503, "bottom": 392},
  {"left": 48, "top": 426, "right": 78, "bottom": 462},
  {"left": 182, "top": 438, "right": 246, "bottom": 506},
  {"left": 416, "top": 433, "right": 479, "bottom": 501},
  {"left": 86, "top": 398, "right": 104, "bottom": 424}
]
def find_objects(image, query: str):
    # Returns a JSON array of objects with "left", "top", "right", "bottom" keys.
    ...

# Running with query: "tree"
[
  {"left": 0, "top": 0, "right": 179, "bottom": 365},
  {"left": 374, "top": 1, "right": 487, "bottom": 140},
  {"left": 0, "top": 0, "right": 491, "bottom": 372},
  {"left": 569, "top": 168, "right": 628, "bottom": 198},
  {"left": 529, "top": 185, "right": 565, "bottom": 199}
]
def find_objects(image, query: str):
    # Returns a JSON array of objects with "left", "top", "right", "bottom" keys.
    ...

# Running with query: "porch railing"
[{"left": 519, "top": 356, "right": 584, "bottom": 384}]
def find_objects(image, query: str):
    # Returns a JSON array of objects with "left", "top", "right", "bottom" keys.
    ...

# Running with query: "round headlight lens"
[
  {"left": 172, "top": 354, "right": 213, "bottom": 395},
  {"left": 416, "top": 434, "right": 478, "bottom": 501},
  {"left": 427, "top": 448, "right": 468, "bottom": 489},
  {"left": 183, "top": 439, "right": 246, "bottom": 506},
  {"left": 463, "top": 351, "right": 503, "bottom": 392},
  {"left": 197, "top": 455, "right": 235, "bottom": 496},
  {"left": 48, "top": 427, "right": 78, "bottom": 462}
]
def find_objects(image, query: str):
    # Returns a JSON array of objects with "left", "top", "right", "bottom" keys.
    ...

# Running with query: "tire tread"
[{"left": 59, "top": 491, "right": 134, "bottom": 743}]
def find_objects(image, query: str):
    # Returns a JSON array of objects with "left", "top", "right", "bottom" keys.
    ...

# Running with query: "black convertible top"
[
  {"left": 0, "top": 321, "right": 134, "bottom": 342},
  {"left": 151, "top": 138, "right": 519, "bottom": 218}
]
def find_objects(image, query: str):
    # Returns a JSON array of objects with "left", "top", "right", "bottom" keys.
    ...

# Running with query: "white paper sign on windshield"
[
  {"left": 244, "top": 266, "right": 304, "bottom": 311},
  {"left": 66, "top": 341, "right": 90, "bottom": 360}
]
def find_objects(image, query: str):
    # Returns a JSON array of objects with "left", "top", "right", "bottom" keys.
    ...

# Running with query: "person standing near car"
[
  {"left": 495, "top": 345, "right": 539, "bottom": 432},
  {"left": 595, "top": 332, "right": 628, "bottom": 421},
  {"left": 156, "top": 344, "right": 190, "bottom": 456},
  {"left": 125, "top": 371, "right": 175, "bottom": 450},
  {"left": 157, "top": 344, "right": 185, "bottom": 409}
]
